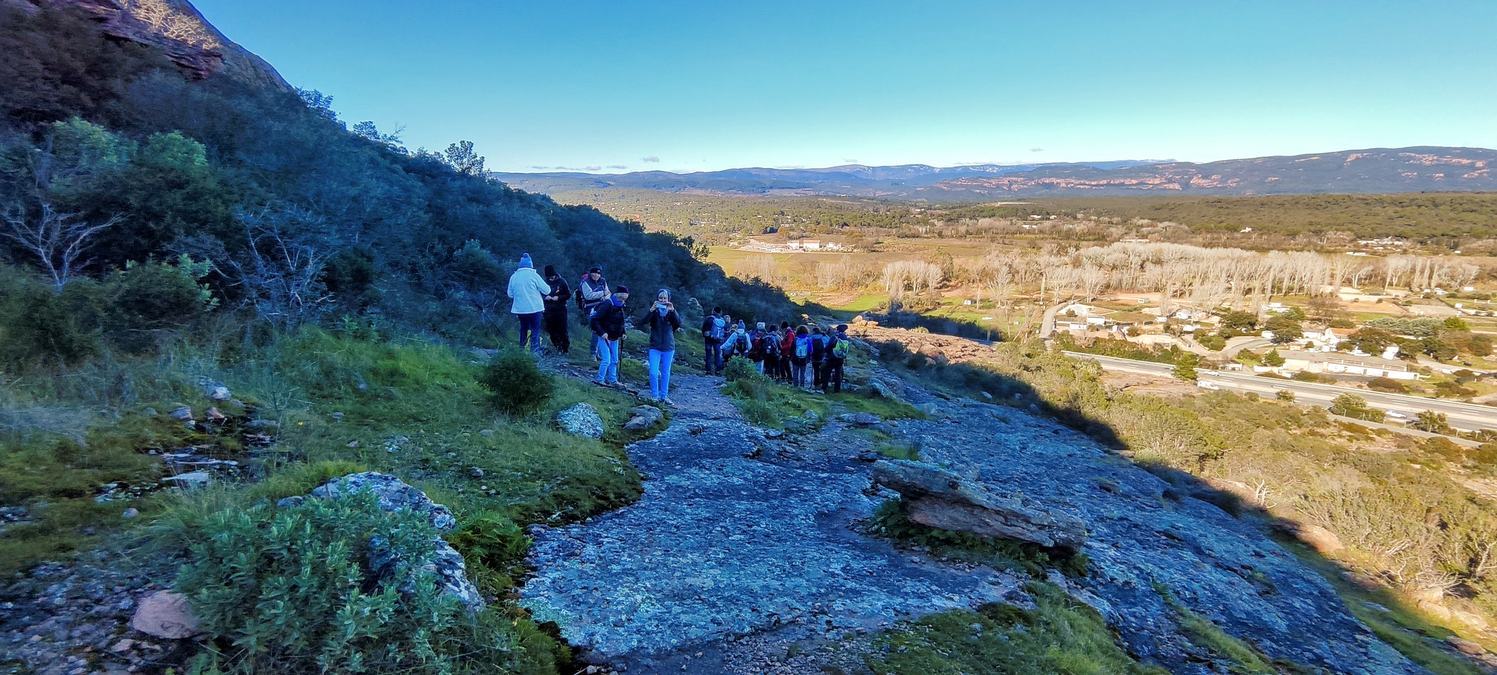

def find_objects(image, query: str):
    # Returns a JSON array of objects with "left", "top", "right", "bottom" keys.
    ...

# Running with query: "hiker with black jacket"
[
  {"left": 644, "top": 289, "right": 682, "bottom": 403},
  {"left": 701, "top": 307, "right": 727, "bottom": 375},
  {"left": 542, "top": 265, "right": 571, "bottom": 354},
  {"left": 590, "top": 285, "right": 629, "bottom": 386}
]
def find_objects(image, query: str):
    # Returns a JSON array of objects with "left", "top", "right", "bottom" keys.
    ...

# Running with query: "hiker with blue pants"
[
  {"left": 644, "top": 289, "right": 682, "bottom": 403},
  {"left": 506, "top": 253, "right": 551, "bottom": 354},
  {"left": 701, "top": 307, "right": 727, "bottom": 375},
  {"left": 578, "top": 266, "right": 610, "bottom": 359},
  {"left": 590, "top": 286, "right": 629, "bottom": 386}
]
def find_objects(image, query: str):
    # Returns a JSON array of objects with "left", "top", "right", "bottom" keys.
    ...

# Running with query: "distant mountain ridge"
[{"left": 493, "top": 147, "right": 1497, "bottom": 200}]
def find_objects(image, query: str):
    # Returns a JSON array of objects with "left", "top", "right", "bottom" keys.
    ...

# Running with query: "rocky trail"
[
  {"left": 523, "top": 368, "right": 1425, "bottom": 673},
  {"left": 521, "top": 375, "right": 1024, "bottom": 672}
]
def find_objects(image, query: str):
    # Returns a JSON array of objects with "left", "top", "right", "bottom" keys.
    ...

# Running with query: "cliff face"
[{"left": 17, "top": 0, "right": 291, "bottom": 91}]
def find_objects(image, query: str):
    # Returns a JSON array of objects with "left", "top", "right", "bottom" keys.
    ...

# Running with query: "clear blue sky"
[{"left": 194, "top": 0, "right": 1497, "bottom": 173}]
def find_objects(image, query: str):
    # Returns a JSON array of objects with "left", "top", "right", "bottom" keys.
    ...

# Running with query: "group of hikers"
[
  {"left": 506, "top": 253, "right": 848, "bottom": 405},
  {"left": 699, "top": 308, "right": 850, "bottom": 394}
]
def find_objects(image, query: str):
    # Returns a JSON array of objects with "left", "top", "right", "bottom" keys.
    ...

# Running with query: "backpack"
[
  {"left": 831, "top": 336, "right": 849, "bottom": 359},
  {"left": 795, "top": 335, "right": 811, "bottom": 358},
  {"left": 573, "top": 287, "right": 584, "bottom": 310},
  {"left": 748, "top": 333, "right": 766, "bottom": 360},
  {"left": 708, "top": 316, "right": 726, "bottom": 341}
]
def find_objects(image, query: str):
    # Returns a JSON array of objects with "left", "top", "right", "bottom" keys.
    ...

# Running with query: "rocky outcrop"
[
  {"left": 23, "top": 0, "right": 291, "bottom": 90},
  {"left": 282, "top": 472, "right": 481, "bottom": 612},
  {"left": 871, "top": 459, "right": 1088, "bottom": 552},
  {"left": 289, "top": 471, "right": 458, "bottom": 532},
  {"left": 556, "top": 402, "right": 606, "bottom": 438}
]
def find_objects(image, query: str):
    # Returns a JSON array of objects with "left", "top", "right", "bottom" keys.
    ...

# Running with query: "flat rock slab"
[
  {"left": 898, "top": 398, "right": 1418, "bottom": 673},
  {"left": 521, "top": 376, "right": 1017, "bottom": 669}
]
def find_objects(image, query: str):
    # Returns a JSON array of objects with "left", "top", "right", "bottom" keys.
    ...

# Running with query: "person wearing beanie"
[
  {"left": 507, "top": 252, "right": 551, "bottom": 354},
  {"left": 577, "top": 265, "right": 610, "bottom": 359},
  {"left": 541, "top": 264, "right": 571, "bottom": 354},
  {"left": 590, "top": 285, "right": 629, "bottom": 386}
]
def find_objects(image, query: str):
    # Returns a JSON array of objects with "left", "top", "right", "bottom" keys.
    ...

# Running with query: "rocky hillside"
[
  {"left": 496, "top": 147, "right": 1497, "bottom": 200},
  {"left": 6, "top": 0, "right": 289, "bottom": 90}
]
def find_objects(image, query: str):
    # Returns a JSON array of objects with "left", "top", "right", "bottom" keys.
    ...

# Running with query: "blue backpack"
[
  {"left": 708, "top": 317, "right": 726, "bottom": 341},
  {"left": 795, "top": 335, "right": 812, "bottom": 358}
]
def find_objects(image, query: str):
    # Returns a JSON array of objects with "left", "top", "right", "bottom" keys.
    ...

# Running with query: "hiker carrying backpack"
[
  {"left": 824, "top": 324, "right": 849, "bottom": 393},
  {"left": 701, "top": 307, "right": 727, "bottom": 375}
]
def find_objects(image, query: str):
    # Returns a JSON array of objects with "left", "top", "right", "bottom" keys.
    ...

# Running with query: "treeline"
[
  {"left": 546, "top": 186, "right": 1497, "bottom": 254},
  {"left": 0, "top": 3, "right": 791, "bottom": 366},
  {"left": 949, "top": 194, "right": 1497, "bottom": 243}
]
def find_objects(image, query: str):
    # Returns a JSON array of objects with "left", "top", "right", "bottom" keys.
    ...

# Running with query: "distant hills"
[{"left": 493, "top": 148, "right": 1497, "bottom": 201}]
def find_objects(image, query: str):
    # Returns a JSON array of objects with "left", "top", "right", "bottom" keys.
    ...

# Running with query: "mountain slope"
[{"left": 495, "top": 147, "right": 1497, "bottom": 200}]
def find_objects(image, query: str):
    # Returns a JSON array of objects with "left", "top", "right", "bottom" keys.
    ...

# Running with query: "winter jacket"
[
  {"left": 590, "top": 299, "right": 627, "bottom": 340},
  {"left": 507, "top": 267, "right": 551, "bottom": 315},
  {"left": 645, "top": 308, "right": 681, "bottom": 351},
  {"left": 722, "top": 330, "right": 751, "bottom": 357},
  {"left": 579, "top": 276, "right": 610, "bottom": 312},
  {"left": 780, "top": 331, "right": 796, "bottom": 356},
  {"left": 811, "top": 334, "right": 828, "bottom": 361},
  {"left": 701, "top": 315, "right": 727, "bottom": 344},
  {"left": 543, "top": 275, "right": 571, "bottom": 315}
]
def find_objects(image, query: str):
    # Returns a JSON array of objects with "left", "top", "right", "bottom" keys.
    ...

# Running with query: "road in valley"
[{"left": 1065, "top": 351, "right": 1497, "bottom": 433}]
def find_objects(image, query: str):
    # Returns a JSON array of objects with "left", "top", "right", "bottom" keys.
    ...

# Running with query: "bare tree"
[
  {"left": 219, "top": 207, "right": 338, "bottom": 326},
  {"left": 2, "top": 197, "right": 119, "bottom": 291}
]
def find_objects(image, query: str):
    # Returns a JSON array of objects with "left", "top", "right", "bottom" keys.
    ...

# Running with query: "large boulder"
[
  {"left": 130, "top": 590, "right": 200, "bottom": 639},
  {"left": 871, "top": 459, "right": 1087, "bottom": 552},
  {"left": 556, "top": 403, "right": 606, "bottom": 439},
  {"left": 285, "top": 472, "right": 482, "bottom": 611},
  {"left": 297, "top": 472, "right": 458, "bottom": 532}
]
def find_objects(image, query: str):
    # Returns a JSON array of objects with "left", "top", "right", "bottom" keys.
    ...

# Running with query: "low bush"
[
  {"left": 448, "top": 510, "right": 531, "bottom": 592},
  {"left": 1368, "top": 377, "right": 1409, "bottom": 394},
  {"left": 173, "top": 492, "right": 538, "bottom": 673},
  {"left": 479, "top": 349, "right": 554, "bottom": 416},
  {"left": 1329, "top": 393, "right": 1385, "bottom": 422}
]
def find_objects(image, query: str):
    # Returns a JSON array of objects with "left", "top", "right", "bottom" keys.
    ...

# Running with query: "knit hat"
[
  {"left": 543, "top": 264, "right": 556, "bottom": 277},
  {"left": 615, "top": 285, "right": 630, "bottom": 294},
  {"left": 588, "top": 265, "right": 602, "bottom": 274},
  {"left": 519, "top": 253, "right": 533, "bottom": 268}
]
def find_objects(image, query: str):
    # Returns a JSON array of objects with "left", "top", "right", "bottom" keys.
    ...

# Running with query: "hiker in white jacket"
[{"left": 507, "top": 253, "right": 552, "bottom": 354}]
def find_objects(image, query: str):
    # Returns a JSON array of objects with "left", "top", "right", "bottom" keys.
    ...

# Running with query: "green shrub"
[
  {"left": 1275, "top": 390, "right": 1295, "bottom": 402},
  {"left": 1368, "top": 377, "right": 1409, "bottom": 394},
  {"left": 174, "top": 492, "right": 529, "bottom": 673},
  {"left": 1329, "top": 393, "right": 1385, "bottom": 422},
  {"left": 479, "top": 349, "right": 554, "bottom": 416},
  {"left": 723, "top": 355, "right": 762, "bottom": 383},
  {"left": 448, "top": 510, "right": 530, "bottom": 592}
]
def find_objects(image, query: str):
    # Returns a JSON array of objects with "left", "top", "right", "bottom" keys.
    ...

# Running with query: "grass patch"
[
  {"left": 0, "top": 407, "right": 216, "bottom": 574},
  {"left": 721, "top": 358, "right": 829, "bottom": 430},
  {"left": 865, "top": 581, "right": 1165, "bottom": 674},
  {"left": 870, "top": 499, "right": 1088, "bottom": 578},
  {"left": 1155, "top": 583, "right": 1277, "bottom": 674},
  {"left": 874, "top": 439, "right": 921, "bottom": 461}
]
